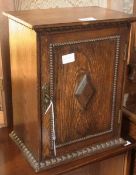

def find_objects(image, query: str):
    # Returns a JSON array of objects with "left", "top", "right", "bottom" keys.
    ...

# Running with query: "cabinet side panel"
[{"left": 9, "top": 19, "right": 41, "bottom": 160}]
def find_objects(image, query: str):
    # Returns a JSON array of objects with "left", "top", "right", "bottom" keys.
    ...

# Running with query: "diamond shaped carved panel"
[{"left": 75, "top": 73, "right": 95, "bottom": 109}]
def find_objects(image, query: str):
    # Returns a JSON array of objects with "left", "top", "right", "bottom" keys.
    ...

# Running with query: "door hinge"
[{"left": 118, "top": 110, "right": 122, "bottom": 124}]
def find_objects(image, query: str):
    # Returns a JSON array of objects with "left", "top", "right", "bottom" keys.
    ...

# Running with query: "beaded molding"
[
  {"left": 9, "top": 130, "right": 126, "bottom": 172},
  {"left": 49, "top": 35, "right": 121, "bottom": 148}
]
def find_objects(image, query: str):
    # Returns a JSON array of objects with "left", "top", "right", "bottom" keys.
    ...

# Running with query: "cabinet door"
[{"left": 41, "top": 26, "right": 129, "bottom": 159}]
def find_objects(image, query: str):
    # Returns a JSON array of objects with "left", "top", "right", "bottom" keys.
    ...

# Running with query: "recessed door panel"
[
  {"left": 41, "top": 26, "right": 128, "bottom": 159},
  {"left": 51, "top": 35, "right": 120, "bottom": 147}
]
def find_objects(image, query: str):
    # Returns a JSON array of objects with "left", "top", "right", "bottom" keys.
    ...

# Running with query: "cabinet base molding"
[{"left": 10, "top": 130, "right": 127, "bottom": 172}]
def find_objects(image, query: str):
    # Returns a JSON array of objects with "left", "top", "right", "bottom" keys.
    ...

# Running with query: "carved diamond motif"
[{"left": 75, "top": 74, "right": 95, "bottom": 109}]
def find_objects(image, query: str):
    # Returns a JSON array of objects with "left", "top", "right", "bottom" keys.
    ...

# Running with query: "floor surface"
[{"left": 0, "top": 128, "right": 56, "bottom": 175}]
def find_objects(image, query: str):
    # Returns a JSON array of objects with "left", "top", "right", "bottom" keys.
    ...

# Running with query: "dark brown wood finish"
[
  {"left": 40, "top": 25, "right": 129, "bottom": 158},
  {"left": 54, "top": 34, "right": 116, "bottom": 145},
  {"left": 0, "top": 127, "right": 135, "bottom": 175},
  {"left": 4, "top": 6, "right": 136, "bottom": 173}
]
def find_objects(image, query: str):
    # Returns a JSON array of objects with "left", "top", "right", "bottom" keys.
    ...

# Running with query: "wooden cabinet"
[{"left": 3, "top": 6, "right": 136, "bottom": 174}]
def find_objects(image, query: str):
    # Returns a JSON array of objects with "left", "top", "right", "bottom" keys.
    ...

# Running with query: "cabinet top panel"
[{"left": 3, "top": 6, "right": 136, "bottom": 30}]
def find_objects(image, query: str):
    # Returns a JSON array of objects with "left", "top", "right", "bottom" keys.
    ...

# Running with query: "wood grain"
[
  {"left": 40, "top": 24, "right": 129, "bottom": 157},
  {"left": 54, "top": 37, "right": 116, "bottom": 145},
  {"left": 9, "top": 19, "right": 41, "bottom": 160},
  {"left": 5, "top": 6, "right": 135, "bottom": 173},
  {"left": 64, "top": 153, "right": 125, "bottom": 175},
  {"left": 40, "top": 34, "right": 52, "bottom": 158},
  {"left": 3, "top": 6, "right": 136, "bottom": 30}
]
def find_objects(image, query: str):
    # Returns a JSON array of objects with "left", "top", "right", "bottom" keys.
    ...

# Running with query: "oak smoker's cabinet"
[{"left": 3, "top": 7, "right": 136, "bottom": 174}]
